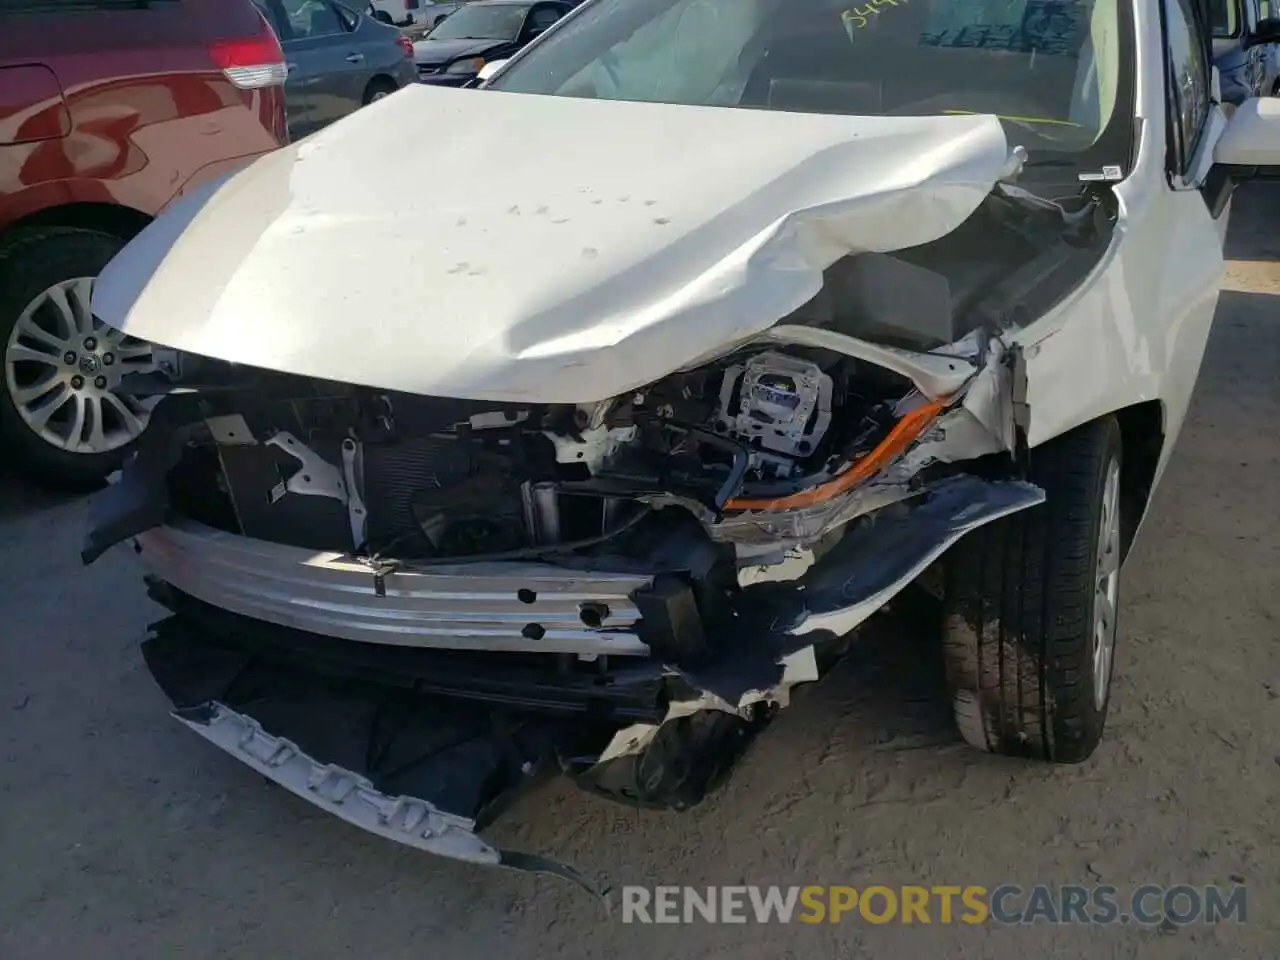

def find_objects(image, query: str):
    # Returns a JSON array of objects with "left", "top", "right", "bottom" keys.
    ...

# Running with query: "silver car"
[{"left": 256, "top": 0, "right": 418, "bottom": 138}]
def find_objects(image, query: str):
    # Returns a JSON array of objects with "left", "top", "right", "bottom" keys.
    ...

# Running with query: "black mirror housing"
[{"left": 1245, "top": 17, "right": 1280, "bottom": 47}]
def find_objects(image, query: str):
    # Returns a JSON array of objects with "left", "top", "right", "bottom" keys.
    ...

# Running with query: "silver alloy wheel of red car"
[{"left": 3, "top": 276, "right": 157, "bottom": 456}]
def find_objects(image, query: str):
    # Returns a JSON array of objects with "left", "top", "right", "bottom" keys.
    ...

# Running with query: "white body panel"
[
  {"left": 91, "top": 0, "right": 1237, "bottom": 497},
  {"left": 91, "top": 87, "right": 1008, "bottom": 403},
  {"left": 1010, "top": 0, "right": 1228, "bottom": 489}
]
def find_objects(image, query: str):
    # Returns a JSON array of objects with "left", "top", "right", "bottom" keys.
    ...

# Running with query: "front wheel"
[{"left": 942, "top": 416, "right": 1124, "bottom": 763}]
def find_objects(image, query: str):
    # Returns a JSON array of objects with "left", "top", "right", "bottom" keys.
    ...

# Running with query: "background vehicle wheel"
[
  {"left": 942, "top": 416, "right": 1123, "bottom": 763},
  {"left": 0, "top": 227, "right": 157, "bottom": 488},
  {"left": 362, "top": 77, "right": 398, "bottom": 105}
]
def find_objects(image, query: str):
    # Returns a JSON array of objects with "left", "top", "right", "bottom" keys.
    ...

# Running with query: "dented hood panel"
[{"left": 92, "top": 87, "right": 1009, "bottom": 402}]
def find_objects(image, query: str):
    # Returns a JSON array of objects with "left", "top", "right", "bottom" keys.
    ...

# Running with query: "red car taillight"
[
  {"left": 395, "top": 35, "right": 414, "bottom": 58},
  {"left": 210, "top": 10, "right": 288, "bottom": 90}
]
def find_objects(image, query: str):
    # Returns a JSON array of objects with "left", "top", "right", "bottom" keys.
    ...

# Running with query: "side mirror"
[
  {"left": 1244, "top": 16, "right": 1280, "bottom": 47},
  {"left": 477, "top": 59, "right": 508, "bottom": 82},
  {"left": 1214, "top": 96, "right": 1280, "bottom": 177}
]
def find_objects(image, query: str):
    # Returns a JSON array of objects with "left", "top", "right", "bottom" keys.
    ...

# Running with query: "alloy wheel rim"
[
  {"left": 3, "top": 277, "right": 158, "bottom": 455},
  {"left": 1092, "top": 457, "right": 1122, "bottom": 710}
]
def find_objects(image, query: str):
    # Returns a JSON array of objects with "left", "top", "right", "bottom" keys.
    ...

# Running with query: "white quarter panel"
[{"left": 1012, "top": 0, "right": 1225, "bottom": 490}]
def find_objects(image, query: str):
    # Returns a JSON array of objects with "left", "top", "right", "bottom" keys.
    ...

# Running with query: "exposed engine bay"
[
  {"left": 129, "top": 334, "right": 979, "bottom": 579},
  {"left": 83, "top": 172, "right": 1112, "bottom": 890},
  {"left": 114, "top": 182, "right": 1104, "bottom": 565},
  {"left": 163, "top": 342, "right": 917, "bottom": 559}
]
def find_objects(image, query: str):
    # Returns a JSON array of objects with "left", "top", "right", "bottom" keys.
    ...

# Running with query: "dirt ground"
[{"left": 2, "top": 188, "right": 1278, "bottom": 960}]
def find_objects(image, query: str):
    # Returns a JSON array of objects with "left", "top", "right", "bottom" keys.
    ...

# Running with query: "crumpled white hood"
[{"left": 93, "top": 86, "right": 1009, "bottom": 402}]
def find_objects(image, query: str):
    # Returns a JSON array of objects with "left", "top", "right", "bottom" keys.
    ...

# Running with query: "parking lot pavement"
[{"left": 2, "top": 190, "right": 1278, "bottom": 960}]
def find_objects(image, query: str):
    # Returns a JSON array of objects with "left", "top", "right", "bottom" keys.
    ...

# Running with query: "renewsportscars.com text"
[{"left": 619, "top": 884, "right": 1248, "bottom": 926}]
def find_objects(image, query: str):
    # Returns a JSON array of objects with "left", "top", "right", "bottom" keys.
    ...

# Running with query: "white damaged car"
[{"left": 83, "top": 0, "right": 1280, "bottom": 884}]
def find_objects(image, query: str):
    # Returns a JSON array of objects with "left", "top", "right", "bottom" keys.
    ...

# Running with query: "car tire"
[
  {"left": 362, "top": 77, "right": 398, "bottom": 105},
  {"left": 941, "top": 416, "right": 1124, "bottom": 763},
  {"left": 0, "top": 226, "right": 153, "bottom": 488}
]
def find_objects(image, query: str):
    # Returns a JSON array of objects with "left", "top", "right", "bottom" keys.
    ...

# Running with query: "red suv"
[{"left": 0, "top": 0, "right": 289, "bottom": 485}]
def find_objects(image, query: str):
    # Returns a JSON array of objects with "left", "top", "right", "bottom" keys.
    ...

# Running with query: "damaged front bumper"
[
  {"left": 133, "top": 475, "right": 1042, "bottom": 661},
  {"left": 95, "top": 443, "right": 1041, "bottom": 885},
  {"left": 136, "top": 522, "right": 656, "bottom": 657}
]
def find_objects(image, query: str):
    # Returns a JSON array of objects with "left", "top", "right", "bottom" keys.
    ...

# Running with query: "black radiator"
[{"left": 361, "top": 436, "right": 478, "bottom": 548}]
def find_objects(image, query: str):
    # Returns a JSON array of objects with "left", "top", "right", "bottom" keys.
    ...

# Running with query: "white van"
[{"left": 369, "top": 0, "right": 456, "bottom": 28}]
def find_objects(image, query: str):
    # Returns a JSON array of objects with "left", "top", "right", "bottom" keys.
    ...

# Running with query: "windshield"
[
  {"left": 429, "top": 3, "right": 527, "bottom": 39},
  {"left": 491, "top": 0, "right": 1133, "bottom": 164}
]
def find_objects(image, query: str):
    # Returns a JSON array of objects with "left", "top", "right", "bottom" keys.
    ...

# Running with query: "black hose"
[{"left": 366, "top": 504, "right": 654, "bottom": 568}]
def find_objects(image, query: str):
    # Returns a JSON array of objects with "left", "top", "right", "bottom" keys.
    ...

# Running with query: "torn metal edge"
[{"left": 173, "top": 702, "right": 608, "bottom": 898}]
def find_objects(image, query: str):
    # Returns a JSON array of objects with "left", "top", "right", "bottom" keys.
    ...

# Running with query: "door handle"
[{"left": 345, "top": 53, "right": 365, "bottom": 63}]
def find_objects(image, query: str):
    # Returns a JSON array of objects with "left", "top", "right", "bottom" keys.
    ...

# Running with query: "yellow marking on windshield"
[
  {"left": 943, "top": 109, "right": 1082, "bottom": 128},
  {"left": 841, "top": 0, "right": 906, "bottom": 32}
]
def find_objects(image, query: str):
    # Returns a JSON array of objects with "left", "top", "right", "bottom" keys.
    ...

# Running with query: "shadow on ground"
[
  {"left": 1224, "top": 181, "right": 1280, "bottom": 262},
  {"left": 0, "top": 468, "right": 87, "bottom": 524}
]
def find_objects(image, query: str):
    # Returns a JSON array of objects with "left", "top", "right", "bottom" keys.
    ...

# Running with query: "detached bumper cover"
[
  {"left": 172, "top": 701, "right": 605, "bottom": 893},
  {"left": 140, "top": 613, "right": 732, "bottom": 891},
  {"left": 177, "top": 701, "right": 500, "bottom": 863}
]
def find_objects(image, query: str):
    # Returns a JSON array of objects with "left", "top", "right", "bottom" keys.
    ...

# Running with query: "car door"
[
  {"left": 255, "top": 0, "right": 311, "bottom": 136},
  {"left": 341, "top": 3, "right": 404, "bottom": 86},
  {"left": 275, "top": 0, "right": 372, "bottom": 136},
  {"left": 329, "top": 3, "right": 389, "bottom": 113},
  {"left": 1151, "top": 0, "right": 1234, "bottom": 457}
]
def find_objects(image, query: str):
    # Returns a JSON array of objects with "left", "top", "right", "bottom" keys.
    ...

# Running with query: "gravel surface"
[{"left": 2, "top": 188, "right": 1278, "bottom": 960}]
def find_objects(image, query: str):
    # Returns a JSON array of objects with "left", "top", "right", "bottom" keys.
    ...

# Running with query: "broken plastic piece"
[{"left": 174, "top": 702, "right": 608, "bottom": 897}]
